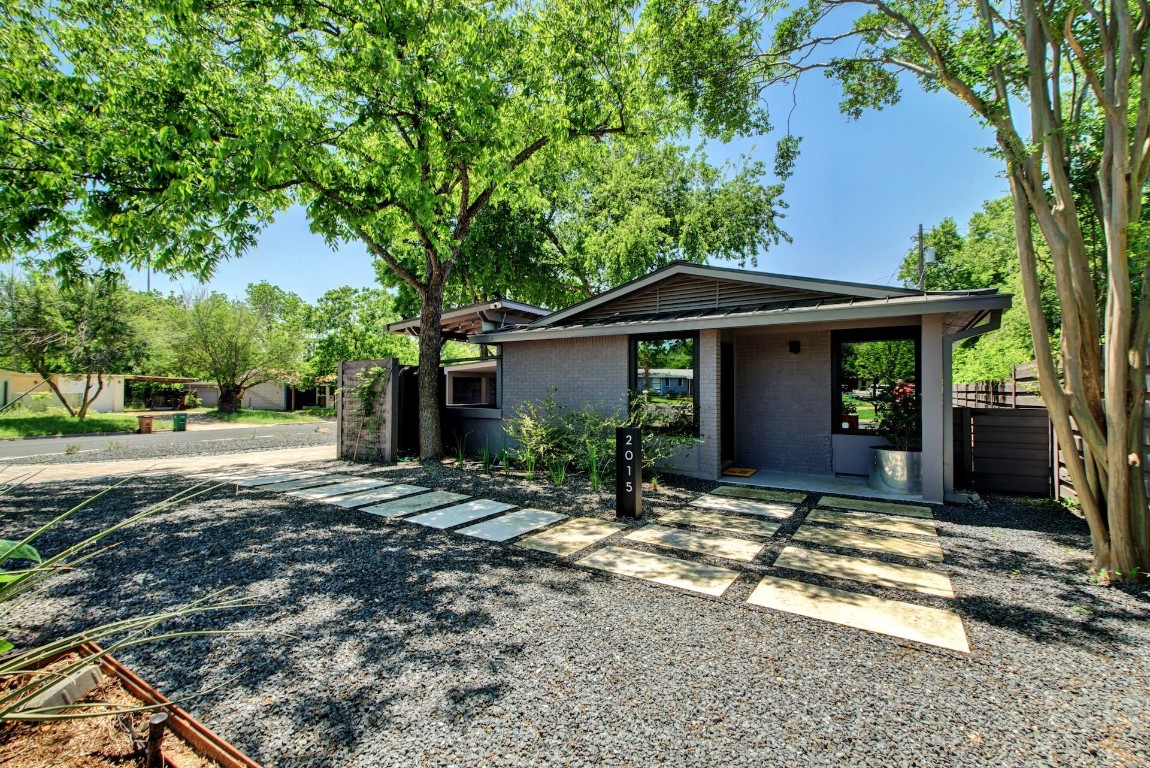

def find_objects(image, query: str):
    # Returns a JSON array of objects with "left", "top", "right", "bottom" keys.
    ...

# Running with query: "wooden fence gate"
[{"left": 953, "top": 406, "right": 1054, "bottom": 496}]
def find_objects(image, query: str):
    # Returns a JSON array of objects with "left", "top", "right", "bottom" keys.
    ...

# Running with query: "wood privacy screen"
[{"left": 952, "top": 361, "right": 1150, "bottom": 502}]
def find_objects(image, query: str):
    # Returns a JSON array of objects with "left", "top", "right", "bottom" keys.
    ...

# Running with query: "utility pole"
[{"left": 917, "top": 223, "right": 925, "bottom": 291}]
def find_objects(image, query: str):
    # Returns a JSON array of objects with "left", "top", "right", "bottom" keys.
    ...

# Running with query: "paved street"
[{"left": 0, "top": 421, "right": 332, "bottom": 462}]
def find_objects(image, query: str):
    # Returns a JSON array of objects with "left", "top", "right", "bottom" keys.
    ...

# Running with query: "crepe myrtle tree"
[{"left": 650, "top": 0, "right": 1150, "bottom": 581}]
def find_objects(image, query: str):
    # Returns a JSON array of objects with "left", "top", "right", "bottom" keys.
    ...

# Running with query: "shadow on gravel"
[{"left": 0, "top": 476, "right": 610, "bottom": 767}]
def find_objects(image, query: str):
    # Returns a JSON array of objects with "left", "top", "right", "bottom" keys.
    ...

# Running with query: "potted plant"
[{"left": 868, "top": 380, "right": 922, "bottom": 493}]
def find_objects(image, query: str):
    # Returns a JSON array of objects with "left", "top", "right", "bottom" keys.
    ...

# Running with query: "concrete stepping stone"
[
  {"left": 256, "top": 474, "right": 354, "bottom": 492},
  {"left": 747, "top": 575, "right": 969, "bottom": 652},
  {"left": 457, "top": 509, "right": 567, "bottom": 542},
  {"left": 328, "top": 483, "right": 412, "bottom": 508},
  {"left": 625, "top": 524, "right": 765, "bottom": 563},
  {"left": 286, "top": 478, "right": 391, "bottom": 501},
  {"left": 199, "top": 467, "right": 281, "bottom": 481},
  {"left": 578, "top": 546, "right": 741, "bottom": 597},
  {"left": 658, "top": 508, "right": 782, "bottom": 538},
  {"left": 792, "top": 525, "right": 944, "bottom": 562},
  {"left": 807, "top": 508, "right": 937, "bottom": 537},
  {"left": 774, "top": 545, "right": 955, "bottom": 598},
  {"left": 691, "top": 495, "right": 795, "bottom": 520},
  {"left": 710, "top": 485, "right": 806, "bottom": 504},
  {"left": 405, "top": 499, "right": 515, "bottom": 529},
  {"left": 818, "top": 496, "right": 932, "bottom": 519},
  {"left": 360, "top": 488, "right": 458, "bottom": 517},
  {"left": 517, "top": 518, "right": 626, "bottom": 557},
  {"left": 236, "top": 470, "right": 325, "bottom": 487}
]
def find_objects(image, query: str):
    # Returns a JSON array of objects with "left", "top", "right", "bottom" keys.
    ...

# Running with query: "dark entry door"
[{"left": 721, "top": 342, "right": 735, "bottom": 462}]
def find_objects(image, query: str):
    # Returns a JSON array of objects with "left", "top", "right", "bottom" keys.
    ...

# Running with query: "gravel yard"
[{"left": 2, "top": 461, "right": 1147, "bottom": 768}]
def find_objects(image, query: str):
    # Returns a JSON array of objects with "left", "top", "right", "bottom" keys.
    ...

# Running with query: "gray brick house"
[{"left": 462, "top": 262, "right": 1012, "bottom": 504}]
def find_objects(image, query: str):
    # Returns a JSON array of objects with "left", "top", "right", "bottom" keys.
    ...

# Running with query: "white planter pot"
[{"left": 868, "top": 446, "right": 922, "bottom": 494}]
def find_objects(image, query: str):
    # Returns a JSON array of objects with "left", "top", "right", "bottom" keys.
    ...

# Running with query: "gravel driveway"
[{"left": 3, "top": 462, "right": 1147, "bottom": 768}]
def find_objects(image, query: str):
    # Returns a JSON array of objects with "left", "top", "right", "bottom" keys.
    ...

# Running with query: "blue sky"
[{"left": 124, "top": 73, "right": 1007, "bottom": 304}]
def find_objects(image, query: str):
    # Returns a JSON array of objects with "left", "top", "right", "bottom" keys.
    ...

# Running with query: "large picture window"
[
  {"left": 631, "top": 333, "right": 698, "bottom": 434},
  {"left": 832, "top": 327, "right": 920, "bottom": 435}
]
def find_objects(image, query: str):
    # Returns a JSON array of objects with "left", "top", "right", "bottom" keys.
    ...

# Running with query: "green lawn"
[
  {"left": 202, "top": 408, "right": 331, "bottom": 424},
  {"left": 0, "top": 411, "right": 145, "bottom": 440}
]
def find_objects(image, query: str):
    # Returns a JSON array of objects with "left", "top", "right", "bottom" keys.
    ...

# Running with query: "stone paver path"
[
  {"left": 238, "top": 473, "right": 968, "bottom": 652},
  {"left": 359, "top": 489, "right": 458, "bottom": 517},
  {"left": 579, "top": 546, "right": 741, "bottom": 597},
  {"left": 774, "top": 545, "right": 954, "bottom": 598},
  {"left": 517, "top": 518, "right": 626, "bottom": 557},
  {"left": 819, "top": 496, "right": 932, "bottom": 518},
  {"left": 792, "top": 524, "right": 945, "bottom": 562},
  {"left": 657, "top": 508, "right": 781, "bottom": 537},
  {"left": 625, "top": 524, "right": 765, "bottom": 563},
  {"left": 257, "top": 474, "right": 356, "bottom": 492},
  {"left": 458, "top": 509, "right": 567, "bottom": 542},
  {"left": 708, "top": 486, "right": 806, "bottom": 504},
  {"left": 747, "top": 575, "right": 969, "bottom": 653},
  {"left": 235, "top": 470, "right": 324, "bottom": 487},
  {"left": 286, "top": 478, "right": 392, "bottom": 501},
  {"left": 406, "top": 499, "right": 516, "bottom": 529},
  {"left": 690, "top": 495, "right": 795, "bottom": 519},
  {"left": 806, "top": 508, "right": 937, "bottom": 536}
]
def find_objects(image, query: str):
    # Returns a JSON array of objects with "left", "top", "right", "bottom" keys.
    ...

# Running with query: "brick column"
[{"left": 698, "top": 329, "right": 721, "bottom": 479}]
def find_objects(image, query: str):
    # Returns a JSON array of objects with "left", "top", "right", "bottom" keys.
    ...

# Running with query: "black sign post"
[{"left": 616, "top": 427, "right": 642, "bottom": 519}]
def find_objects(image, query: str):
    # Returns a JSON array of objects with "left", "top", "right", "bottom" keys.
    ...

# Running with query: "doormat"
[{"left": 722, "top": 467, "right": 758, "bottom": 478}]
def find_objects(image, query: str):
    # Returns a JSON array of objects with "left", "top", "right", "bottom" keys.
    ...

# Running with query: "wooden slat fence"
[{"left": 953, "top": 357, "right": 1150, "bottom": 501}]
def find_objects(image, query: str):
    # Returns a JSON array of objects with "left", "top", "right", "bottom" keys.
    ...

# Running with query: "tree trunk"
[
  {"left": 75, "top": 372, "right": 105, "bottom": 421},
  {"left": 39, "top": 373, "right": 78, "bottom": 417},
  {"left": 417, "top": 280, "right": 445, "bottom": 460},
  {"left": 218, "top": 385, "right": 244, "bottom": 413}
]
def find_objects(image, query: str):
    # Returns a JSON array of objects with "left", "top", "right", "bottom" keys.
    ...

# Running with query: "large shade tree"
[
  {"left": 3, "top": 1, "right": 780, "bottom": 459},
  {"left": 652, "top": 0, "right": 1150, "bottom": 581}
]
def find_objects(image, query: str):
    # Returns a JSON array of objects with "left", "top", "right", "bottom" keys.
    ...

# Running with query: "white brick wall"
[{"left": 734, "top": 329, "right": 832, "bottom": 474}]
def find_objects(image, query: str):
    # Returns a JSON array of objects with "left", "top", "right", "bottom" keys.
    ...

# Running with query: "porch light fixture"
[{"left": 788, "top": 340, "right": 801, "bottom": 354}]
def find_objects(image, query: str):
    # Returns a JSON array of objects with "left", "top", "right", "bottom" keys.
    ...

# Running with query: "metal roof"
[{"left": 471, "top": 264, "right": 1012, "bottom": 344}]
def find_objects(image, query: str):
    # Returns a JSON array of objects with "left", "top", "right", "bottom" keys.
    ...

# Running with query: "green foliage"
[
  {"left": 303, "top": 287, "right": 415, "bottom": 387},
  {"left": 897, "top": 199, "right": 1059, "bottom": 384},
  {"left": 163, "top": 289, "right": 304, "bottom": 413},
  {"left": 505, "top": 391, "right": 701, "bottom": 481},
  {"left": 0, "top": 270, "right": 145, "bottom": 418},
  {"left": 547, "top": 458, "right": 568, "bottom": 486}
]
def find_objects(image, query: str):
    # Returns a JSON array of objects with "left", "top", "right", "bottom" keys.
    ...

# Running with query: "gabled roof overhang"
[{"left": 471, "top": 291, "right": 1011, "bottom": 343}]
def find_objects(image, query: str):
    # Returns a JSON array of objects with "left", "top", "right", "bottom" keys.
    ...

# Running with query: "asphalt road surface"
[{"left": 0, "top": 422, "right": 334, "bottom": 462}]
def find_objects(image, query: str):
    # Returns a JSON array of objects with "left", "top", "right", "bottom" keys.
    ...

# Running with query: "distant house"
[
  {"left": 637, "top": 368, "right": 693, "bottom": 397},
  {"left": 0, "top": 369, "right": 129, "bottom": 413}
]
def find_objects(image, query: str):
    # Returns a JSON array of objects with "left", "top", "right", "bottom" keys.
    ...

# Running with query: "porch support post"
[
  {"left": 921, "top": 316, "right": 945, "bottom": 503},
  {"left": 698, "top": 329, "right": 722, "bottom": 479}
]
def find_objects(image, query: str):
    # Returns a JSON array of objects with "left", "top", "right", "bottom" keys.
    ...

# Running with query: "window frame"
[
  {"left": 629, "top": 331, "right": 700, "bottom": 435},
  {"left": 831, "top": 326, "right": 921, "bottom": 436}
]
